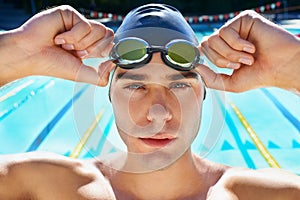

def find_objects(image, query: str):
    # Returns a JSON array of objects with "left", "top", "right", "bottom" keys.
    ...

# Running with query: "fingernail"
[
  {"left": 243, "top": 46, "right": 255, "bottom": 53},
  {"left": 55, "top": 38, "right": 65, "bottom": 45},
  {"left": 239, "top": 57, "right": 253, "bottom": 65},
  {"left": 63, "top": 44, "right": 75, "bottom": 50},
  {"left": 226, "top": 62, "right": 240, "bottom": 69},
  {"left": 77, "top": 50, "right": 88, "bottom": 58}
]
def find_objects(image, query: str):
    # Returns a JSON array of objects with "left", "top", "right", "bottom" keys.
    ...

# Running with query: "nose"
[
  {"left": 146, "top": 87, "right": 172, "bottom": 122},
  {"left": 147, "top": 104, "right": 172, "bottom": 122}
]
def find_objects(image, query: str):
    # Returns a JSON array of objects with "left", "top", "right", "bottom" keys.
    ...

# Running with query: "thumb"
[
  {"left": 195, "top": 64, "right": 260, "bottom": 92},
  {"left": 195, "top": 64, "right": 226, "bottom": 91},
  {"left": 42, "top": 50, "right": 102, "bottom": 85},
  {"left": 97, "top": 60, "right": 115, "bottom": 86}
]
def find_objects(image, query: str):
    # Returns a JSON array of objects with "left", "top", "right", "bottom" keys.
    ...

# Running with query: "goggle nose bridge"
[{"left": 146, "top": 47, "right": 168, "bottom": 57}]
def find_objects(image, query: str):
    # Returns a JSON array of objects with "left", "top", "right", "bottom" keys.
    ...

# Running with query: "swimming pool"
[{"left": 1, "top": 27, "right": 300, "bottom": 174}]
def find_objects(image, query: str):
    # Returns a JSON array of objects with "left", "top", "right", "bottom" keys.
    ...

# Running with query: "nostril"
[{"left": 147, "top": 104, "right": 172, "bottom": 121}]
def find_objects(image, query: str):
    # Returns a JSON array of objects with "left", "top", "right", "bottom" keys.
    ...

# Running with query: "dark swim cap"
[{"left": 114, "top": 3, "right": 198, "bottom": 46}]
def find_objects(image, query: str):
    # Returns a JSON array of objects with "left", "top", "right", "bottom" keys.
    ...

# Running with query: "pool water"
[{"left": 1, "top": 27, "right": 300, "bottom": 174}]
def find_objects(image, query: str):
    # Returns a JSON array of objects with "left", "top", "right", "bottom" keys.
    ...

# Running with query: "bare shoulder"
[
  {"left": 221, "top": 166, "right": 300, "bottom": 182},
  {"left": 210, "top": 167, "right": 300, "bottom": 200},
  {"left": 0, "top": 151, "right": 115, "bottom": 199},
  {"left": 192, "top": 154, "right": 231, "bottom": 188},
  {"left": 193, "top": 154, "right": 231, "bottom": 173},
  {"left": 0, "top": 151, "right": 87, "bottom": 175}
]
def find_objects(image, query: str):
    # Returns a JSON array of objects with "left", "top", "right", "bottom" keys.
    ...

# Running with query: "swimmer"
[
  {"left": 0, "top": 4, "right": 300, "bottom": 200},
  {"left": 200, "top": 10, "right": 300, "bottom": 93}
]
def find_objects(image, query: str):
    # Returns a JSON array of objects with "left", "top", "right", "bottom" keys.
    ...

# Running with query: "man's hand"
[
  {"left": 0, "top": 5, "right": 114, "bottom": 86},
  {"left": 199, "top": 10, "right": 300, "bottom": 92}
]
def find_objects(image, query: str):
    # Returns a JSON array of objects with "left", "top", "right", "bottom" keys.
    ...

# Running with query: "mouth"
[{"left": 139, "top": 134, "right": 176, "bottom": 148}]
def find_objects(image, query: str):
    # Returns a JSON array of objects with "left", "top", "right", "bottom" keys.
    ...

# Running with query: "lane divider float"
[
  {"left": 69, "top": 107, "right": 106, "bottom": 158},
  {"left": 229, "top": 101, "right": 281, "bottom": 168},
  {"left": 0, "top": 80, "right": 34, "bottom": 103}
]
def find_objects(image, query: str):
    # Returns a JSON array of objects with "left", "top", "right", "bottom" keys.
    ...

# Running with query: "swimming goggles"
[{"left": 109, "top": 37, "right": 203, "bottom": 71}]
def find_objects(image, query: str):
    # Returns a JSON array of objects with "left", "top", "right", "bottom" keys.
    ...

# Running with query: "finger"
[
  {"left": 219, "top": 26, "right": 256, "bottom": 53},
  {"left": 195, "top": 64, "right": 258, "bottom": 92},
  {"left": 72, "top": 21, "right": 107, "bottom": 51},
  {"left": 42, "top": 49, "right": 102, "bottom": 86},
  {"left": 97, "top": 60, "right": 115, "bottom": 86},
  {"left": 207, "top": 33, "right": 254, "bottom": 66},
  {"left": 55, "top": 21, "right": 91, "bottom": 48},
  {"left": 195, "top": 64, "right": 226, "bottom": 91},
  {"left": 54, "top": 8, "right": 92, "bottom": 48},
  {"left": 74, "top": 64, "right": 103, "bottom": 86},
  {"left": 200, "top": 41, "right": 241, "bottom": 69},
  {"left": 84, "top": 28, "right": 114, "bottom": 58}
]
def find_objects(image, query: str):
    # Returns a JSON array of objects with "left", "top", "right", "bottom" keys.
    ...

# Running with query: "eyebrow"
[
  {"left": 167, "top": 72, "right": 200, "bottom": 80},
  {"left": 115, "top": 71, "right": 199, "bottom": 81},
  {"left": 116, "top": 72, "right": 146, "bottom": 81}
]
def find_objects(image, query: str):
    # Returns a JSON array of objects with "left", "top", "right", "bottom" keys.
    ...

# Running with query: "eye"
[
  {"left": 169, "top": 82, "right": 191, "bottom": 89},
  {"left": 124, "top": 83, "right": 145, "bottom": 90}
]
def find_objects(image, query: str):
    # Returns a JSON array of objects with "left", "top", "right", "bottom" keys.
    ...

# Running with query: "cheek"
[
  {"left": 111, "top": 88, "right": 149, "bottom": 128},
  {"left": 176, "top": 87, "right": 202, "bottom": 114},
  {"left": 128, "top": 98, "right": 149, "bottom": 126},
  {"left": 174, "top": 87, "right": 203, "bottom": 132}
]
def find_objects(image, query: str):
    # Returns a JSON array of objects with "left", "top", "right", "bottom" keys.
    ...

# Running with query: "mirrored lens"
[
  {"left": 116, "top": 39, "right": 147, "bottom": 61},
  {"left": 167, "top": 42, "right": 197, "bottom": 65}
]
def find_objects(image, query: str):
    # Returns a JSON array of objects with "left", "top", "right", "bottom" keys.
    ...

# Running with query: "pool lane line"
[
  {"left": 0, "top": 79, "right": 54, "bottom": 122},
  {"left": 82, "top": 114, "right": 114, "bottom": 158},
  {"left": 26, "top": 85, "right": 89, "bottom": 152},
  {"left": 214, "top": 91, "right": 256, "bottom": 169},
  {"left": 229, "top": 101, "right": 281, "bottom": 168},
  {"left": 261, "top": 88, "right": 300, "bottom": 132},
  {"left": 69, "top": 107, "right": 106, "bottom": 158},
  {"left": 0, "top": 80, "right": 34, "bottom": 103},
  {"left": 90, "top": 114, "right": 114, "bottom": 155}
]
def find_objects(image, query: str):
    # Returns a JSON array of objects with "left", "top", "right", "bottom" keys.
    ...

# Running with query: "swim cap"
[{"left": 114, "top": 3, "right": 198, "bottom": 46}]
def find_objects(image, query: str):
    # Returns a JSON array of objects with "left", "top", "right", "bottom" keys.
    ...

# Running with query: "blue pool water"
[{"left": 1, "top": 27, "right": 300, "bottom": 174}]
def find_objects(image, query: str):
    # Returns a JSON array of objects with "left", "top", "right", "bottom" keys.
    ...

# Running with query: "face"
[{"left": 110, "top": 53, "right": 205, "bottom": 170}]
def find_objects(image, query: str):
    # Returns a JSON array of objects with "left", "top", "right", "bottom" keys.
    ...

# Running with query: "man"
[{"left": 0, "top": 4, "right": 299, "bottom": 200}]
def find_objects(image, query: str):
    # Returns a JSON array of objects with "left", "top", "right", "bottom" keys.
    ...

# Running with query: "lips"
[{"left": 139, "top": 134, "right": 176, "bottom": 147}]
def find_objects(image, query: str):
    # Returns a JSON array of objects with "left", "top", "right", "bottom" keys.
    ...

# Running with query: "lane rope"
[
  {"left": 0, "top": 80, "right": 34, "bottom": 103},
  {"left": 229, "top": 101, "right": 281, "bottom": 168},
  {"left": 69, "top": 107, "right": 106, "bottom": 158},
  {"left": 26, "top": 85, "right": 89, "bottom": 152}
]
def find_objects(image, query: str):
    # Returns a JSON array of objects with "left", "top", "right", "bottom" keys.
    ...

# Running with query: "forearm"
[
  {"left": 0, "top": 30, "right": 30, "bottom": 86},
  {"left": 277, "top": 38, "right": 300, "bottom": 92}
]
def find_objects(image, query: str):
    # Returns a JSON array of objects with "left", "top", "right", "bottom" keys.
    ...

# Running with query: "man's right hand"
[
  {"left": 199, "top": 10, "right": 300, "bottom": 92},
  {"left": 0, "top": 5, "right": 114, "bottom": 86}
]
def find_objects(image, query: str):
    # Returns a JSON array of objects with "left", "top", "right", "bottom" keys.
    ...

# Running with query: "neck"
[{"left": 111, "top": 149, "right": 208, "bottom": 199}]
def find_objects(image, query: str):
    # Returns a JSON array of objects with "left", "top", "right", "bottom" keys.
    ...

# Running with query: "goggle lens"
[
  {"left": 116, "top": 39, "right": 147, "bottom": 61},
  {"left": 167, "top": 42, "right": 196, "bottom": 65}
]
